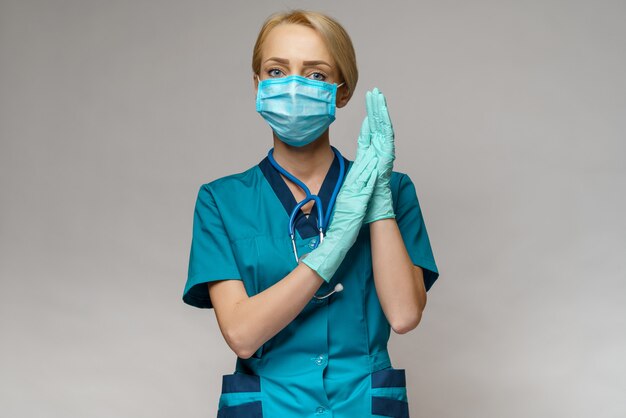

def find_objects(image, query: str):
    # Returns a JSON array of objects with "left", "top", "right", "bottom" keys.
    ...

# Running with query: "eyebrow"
[{"left": 263, "top": 57, "right": 332, "bottom": 67}]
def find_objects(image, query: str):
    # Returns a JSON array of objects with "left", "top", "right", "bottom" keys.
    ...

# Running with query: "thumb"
[
  {"left": 357, "top": 156, "right": 378, "bottom": 189},
  {"left": 355, "top": 116, "right": 371, "bottom": 162}
]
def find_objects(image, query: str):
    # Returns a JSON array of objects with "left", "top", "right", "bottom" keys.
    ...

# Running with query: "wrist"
[{"left": 364, "top": 187, "right": 394, "bottom": 223}]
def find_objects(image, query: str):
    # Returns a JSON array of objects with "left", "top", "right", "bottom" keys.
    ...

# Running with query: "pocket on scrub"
[
  {"left": 217, "top": 372, "right": 264, "bottom": 418},
  {"left": 370, "top": 367, "right": 410, "bottom": 418}
]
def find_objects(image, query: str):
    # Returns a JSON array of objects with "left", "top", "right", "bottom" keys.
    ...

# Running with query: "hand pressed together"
[
  {"left": 362, "top": 87, "right": 396, "bottom": 223},
  {"left": 300, "top": 87, "right": 396, "bottom": 282}
]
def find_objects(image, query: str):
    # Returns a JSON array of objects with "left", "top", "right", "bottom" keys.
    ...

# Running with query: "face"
[{"left": 255, "top": 23, "right": 350, "bottom": 108}]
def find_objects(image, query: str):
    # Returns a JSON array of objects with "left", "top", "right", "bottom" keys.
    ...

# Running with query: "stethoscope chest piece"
[
  {"left": 297, "top": 254, "right": 344, "bottom": 301},
  {"left": 313, "top": 283, "right": 344, "bottom": 300}
]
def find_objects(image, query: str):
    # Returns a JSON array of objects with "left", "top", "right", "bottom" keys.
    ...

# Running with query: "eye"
[
  {"left": 267, "top": 68, "right": 284, "bottom": 78},
  {"left": 308, "top": 72, "right": 327, "bottom": 81}
]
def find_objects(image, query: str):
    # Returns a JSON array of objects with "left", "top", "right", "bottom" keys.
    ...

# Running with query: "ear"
[
  {"left": 253, "top": 74, "right": 259, "bottom": 93},
  {"left": 336, "top": 84, "right": 351, "bottom": 109}
]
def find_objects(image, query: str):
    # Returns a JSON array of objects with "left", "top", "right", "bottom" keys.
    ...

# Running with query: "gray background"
[{"left": 1, "top": 0, "right": 625, "bottom": 417}]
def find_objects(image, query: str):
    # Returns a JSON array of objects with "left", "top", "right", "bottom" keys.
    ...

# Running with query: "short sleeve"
[
  {"left": 182, "top": 184, "right": 242, "bottom": 309},
  {"left": 394, "top": 173, "right": 440, "bottom": 291}
]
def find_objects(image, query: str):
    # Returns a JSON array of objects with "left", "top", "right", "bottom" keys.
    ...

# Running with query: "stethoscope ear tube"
[{"left": 291, "top": 228, "right": 324, "bottom": 264}]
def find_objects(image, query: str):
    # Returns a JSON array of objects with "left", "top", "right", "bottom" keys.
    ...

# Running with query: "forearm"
[
  {"left": 370, "top": 218, "right": 426, "bottom": 334},
  {"left": 228, "top": 263, "right": 324, "bottom": 358}
]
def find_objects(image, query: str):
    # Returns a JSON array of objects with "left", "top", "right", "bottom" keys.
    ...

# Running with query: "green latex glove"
[
  {"left": 300, "top": 125, "right": 379, "bottom": 283},
  {"left": 363, "top": 88, "right": 396, "bottom": 224}
]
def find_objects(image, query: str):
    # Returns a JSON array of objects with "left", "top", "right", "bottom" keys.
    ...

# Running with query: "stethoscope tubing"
[
  {"left": 267, "top": 146, "right": 346, "bottom": 300},
  {"left": 267, "top": 146, "right": 345, "bottom": 236}
]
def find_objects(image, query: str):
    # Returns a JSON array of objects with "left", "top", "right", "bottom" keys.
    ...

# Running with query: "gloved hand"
[
  {"left": 300, "top": 120, "right": 379, "bottom": 283},
  {"left": 362, "top": 88, "right": 396, "bottom": 223}
]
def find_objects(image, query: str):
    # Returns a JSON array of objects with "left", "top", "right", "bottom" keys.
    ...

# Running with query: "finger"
[
  {"left": 378, "top": 92, "right": 394, "bottom": 141},
  {"left": 357, "top": 156, "right": 379, "bottom": 188},
  {"left": 379, "top": 89, "right": 387, "bottom": 107},
  {"left": 345, "top": 147, "right": 371, "bottom": 186},
  {"left": 365, "top": 161, "right": 378, "bottom": 190},
  {"left": 354, "top": 117, "right": 371, "bottom": 163},
  {"left": 359, "top": 116, "right": 371, "bottom": 143},
  {"left": 357, "top": 116, "right": 371, "bottom": 147},
  {"left": 349, "top": 142, "right": 375, "bottom": 179},
  {"left": 367, "top": 91, "right": 384, "bottom": 162},
  {"left": 373, "top": 90, "right": 389, "bottom": 157},
  {"left": 372, "top": 87, "right": 381, "bottom": 111},
  {"left": 369, "top": 88, "right": 381, "bottom": 134},
  {"left": 366, "top": 90, "right": 377, "bottom": 135}
]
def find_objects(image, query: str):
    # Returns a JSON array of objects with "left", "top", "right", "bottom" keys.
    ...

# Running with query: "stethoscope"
[{"left": 267, "top": 146, "right": 346, "bottom": 300}]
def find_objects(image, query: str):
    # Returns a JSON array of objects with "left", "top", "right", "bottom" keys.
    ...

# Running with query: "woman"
[{"left": 183, "top": 9, "right": 439, "bottom": 418}]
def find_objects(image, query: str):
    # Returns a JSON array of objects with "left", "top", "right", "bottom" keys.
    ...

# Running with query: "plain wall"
[{"left": 1, "top": 0, "right": 625, "bottom": 417}]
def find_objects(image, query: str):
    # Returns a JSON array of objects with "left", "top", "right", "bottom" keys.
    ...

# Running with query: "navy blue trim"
[
  {"left": 372, "top": 396, "right": 409, "bottom": 418},
  {"left": 221, "top": 373, "right": 261, "bottom": 393},
  {"left": 217, "top": 400, "right": 263, "bottom": 418},
  {"left": 371, "top": 368, "right": 407, "bottom": 388},
  {"left": 258, "top": 151, "right": 351, "bottom": 239},
  {"left": 182, "top": 283, "right": 213, "bottom": 309},
  {"left": 424, "top": 268, "right": 439, "bottom": 292}
]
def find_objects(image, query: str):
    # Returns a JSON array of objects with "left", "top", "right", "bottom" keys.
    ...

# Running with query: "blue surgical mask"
[{"left": 256, "top": 74, "right": 345, "bottom": 147}]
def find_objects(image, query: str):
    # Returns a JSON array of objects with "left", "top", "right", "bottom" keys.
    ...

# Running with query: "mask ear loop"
[{"left": 336, "top": 81, "right": 349, "bottom": 97}]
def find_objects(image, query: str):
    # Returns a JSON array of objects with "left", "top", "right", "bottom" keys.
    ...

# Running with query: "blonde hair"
[{"left": 252, "top": 9, "right": 358, "bottom": 98}]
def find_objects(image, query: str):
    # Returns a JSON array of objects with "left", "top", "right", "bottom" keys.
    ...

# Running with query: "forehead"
[{"left": 262, "top": 23, "right": 334, "bottom": 65}]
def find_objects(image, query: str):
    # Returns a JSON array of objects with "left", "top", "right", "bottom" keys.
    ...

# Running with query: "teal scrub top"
[{"left": 183, "top": 150, "right": 439, "bottom": 418}]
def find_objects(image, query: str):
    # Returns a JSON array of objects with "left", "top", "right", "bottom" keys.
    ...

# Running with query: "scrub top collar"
[{"left": 258, "top": 150, "right": 351, "bottom": 240}]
